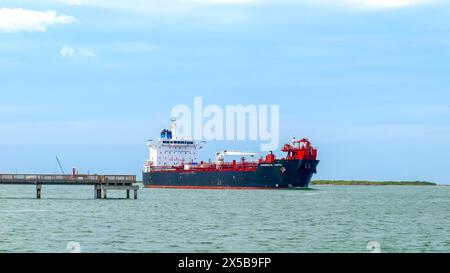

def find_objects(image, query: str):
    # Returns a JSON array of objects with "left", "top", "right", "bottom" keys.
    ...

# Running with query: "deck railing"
[{"left": 148, "top": 162, "right": 260, "bottom": 173}]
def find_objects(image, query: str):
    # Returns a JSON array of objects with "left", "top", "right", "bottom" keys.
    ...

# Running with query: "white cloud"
[
  {"left": 60, "top": 46, "right": 76, "bottom": 58},
  {"left": 60, "top": 45, "right": 96, "bottom": 59},
  {"left": 0, "top": 8, "right": 78, "bottom": 33}
]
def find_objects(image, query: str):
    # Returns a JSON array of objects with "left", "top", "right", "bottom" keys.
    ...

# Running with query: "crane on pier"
[{"left": 56, "top": 156, "right": 66, "bottom": 175}]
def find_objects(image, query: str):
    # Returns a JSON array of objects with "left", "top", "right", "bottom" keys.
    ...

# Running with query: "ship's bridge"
[{"left": 145, "top": 128, "right": 204, "bottom": 169}]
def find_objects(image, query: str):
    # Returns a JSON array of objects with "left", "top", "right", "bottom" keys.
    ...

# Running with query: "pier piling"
[
  {"left": 95, "top": 185, "right": 102, "bottom": 199},
  {"left": 36, "top": 184, "right": 42, "bottom": 199}
]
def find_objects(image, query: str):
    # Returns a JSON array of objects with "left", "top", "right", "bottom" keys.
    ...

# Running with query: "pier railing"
[
  {"left": 0, "top": 173, "right": 139, "bottom": 199},
  {"left": 0, "top": 174, "right": 136, "bottom": 184}
]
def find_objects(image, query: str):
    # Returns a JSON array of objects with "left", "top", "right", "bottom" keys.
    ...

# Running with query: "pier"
[{"left": 0, "top": 174, "right": 139, "bottom": 199}]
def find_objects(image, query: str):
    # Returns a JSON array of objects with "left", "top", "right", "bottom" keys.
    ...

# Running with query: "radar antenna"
[{"left": 170, "top": 117, "right": 178, "bottom": 139}]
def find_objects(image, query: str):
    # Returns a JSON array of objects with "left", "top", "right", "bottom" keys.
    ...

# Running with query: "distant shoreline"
[{"left": 312, "top": 180, "right": 437, "bottom": 186}]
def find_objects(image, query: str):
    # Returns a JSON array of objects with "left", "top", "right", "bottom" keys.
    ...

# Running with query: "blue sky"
[{"left": 1, "top": 0, "right": 449, "bottom": 183}]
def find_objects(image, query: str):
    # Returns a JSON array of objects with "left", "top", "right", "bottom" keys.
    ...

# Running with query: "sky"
[{"left": 0, "top": 0, "right": 449, "bottom": 183}]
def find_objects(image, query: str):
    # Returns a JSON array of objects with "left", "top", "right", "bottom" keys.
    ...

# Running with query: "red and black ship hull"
[{"left": 143, "top": 160, "right": 319, "bottom": 189}]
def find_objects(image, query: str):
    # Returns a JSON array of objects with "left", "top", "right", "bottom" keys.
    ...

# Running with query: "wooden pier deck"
[{"left": 0, "top": 174, "right": 139, "bottom": 199}]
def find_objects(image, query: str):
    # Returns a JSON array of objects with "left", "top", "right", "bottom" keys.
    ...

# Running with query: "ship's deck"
[{"left": 148, "top": 162, "right": 261, "bottom": 173}]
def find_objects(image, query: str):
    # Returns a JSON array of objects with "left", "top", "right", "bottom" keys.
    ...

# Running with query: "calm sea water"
[{"left": 0, "top": 185, "right": 449, "bottom": 253}]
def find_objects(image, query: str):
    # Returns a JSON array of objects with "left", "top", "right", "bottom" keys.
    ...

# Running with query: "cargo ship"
[{"left": 143, "top": 122, "right": 319, "bottom": 189}]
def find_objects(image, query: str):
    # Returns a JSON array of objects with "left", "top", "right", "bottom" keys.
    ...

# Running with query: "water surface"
[{"left": 0, "top": 185, "right": 449, "bottom": 253}]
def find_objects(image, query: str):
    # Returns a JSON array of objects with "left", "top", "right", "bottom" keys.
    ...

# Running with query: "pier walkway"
[{"left": 0, "top": 174, "right": 139, "bottom": 199}]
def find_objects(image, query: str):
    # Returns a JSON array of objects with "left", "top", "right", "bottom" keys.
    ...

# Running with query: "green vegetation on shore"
[{"left": 312, "top": 180, "right": 437, "bottom": 186}]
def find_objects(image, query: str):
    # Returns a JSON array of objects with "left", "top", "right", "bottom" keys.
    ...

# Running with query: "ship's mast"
[{"left": 170, "top": 118, "right": 177, "bottom": 140}]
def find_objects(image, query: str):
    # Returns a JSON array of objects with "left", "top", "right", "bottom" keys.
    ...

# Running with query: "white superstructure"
[{"left": 144, "top": 121, "right": 204, "bottom": 172}]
